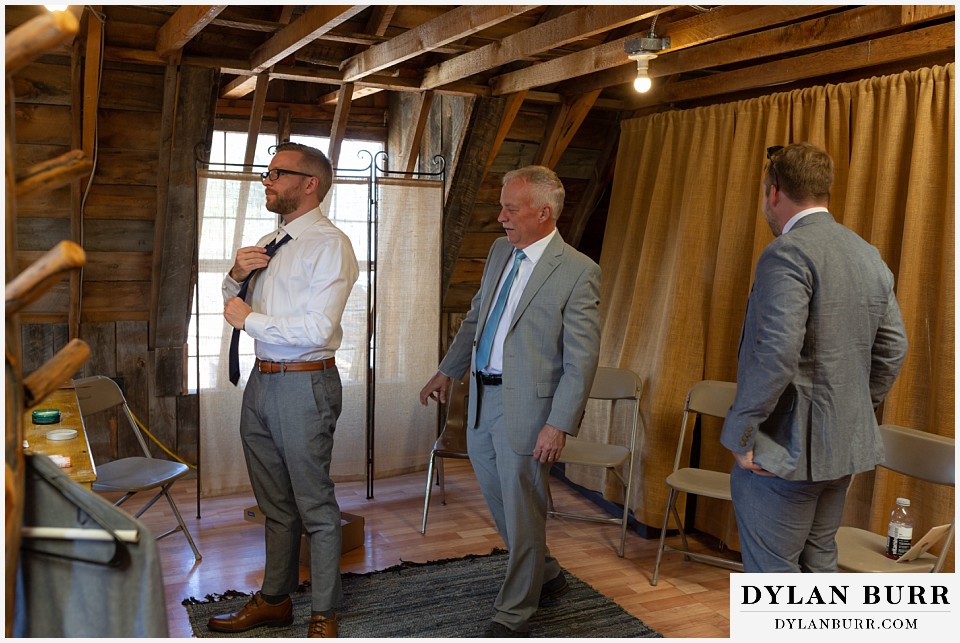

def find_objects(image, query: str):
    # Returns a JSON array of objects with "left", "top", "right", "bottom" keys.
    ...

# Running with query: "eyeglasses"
[
  {"left": 260, "top": 168, "right": 313, "bottom": 182},
  {"left": 766, "top": 145, "right": 784, "bottom": 191}
]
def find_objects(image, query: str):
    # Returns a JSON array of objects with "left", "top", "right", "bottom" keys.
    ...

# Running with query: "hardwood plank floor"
[{"left": 134, "top": 460, "right": 732, "bottom": 638}]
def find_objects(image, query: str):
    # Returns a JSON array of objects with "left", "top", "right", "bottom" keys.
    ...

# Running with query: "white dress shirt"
[
  {"left": 222, "top": 206, "right": 359, "bottom": 362},
  {"left": 482, "top": 228, "right": 558, "bottom": 374},
  {"left": 781, "top": 207, "right": 827, "bottom": 235}
]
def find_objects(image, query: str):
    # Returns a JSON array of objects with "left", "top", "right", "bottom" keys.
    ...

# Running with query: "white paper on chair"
[{"left": 896, "top": 524, "right": 951, "bottom": 562}]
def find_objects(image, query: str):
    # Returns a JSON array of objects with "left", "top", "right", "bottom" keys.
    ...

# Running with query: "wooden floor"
[{"left": 134, "top": 460, "right": 732, "bottom": 638}]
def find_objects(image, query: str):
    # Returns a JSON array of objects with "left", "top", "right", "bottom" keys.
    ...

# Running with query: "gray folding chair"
[
  {"left": 547, "top": 367, "right": 643, "bottom": 557},
  {"left": 651, "top": 380, "right": 741, "bottom": 585},
  {"left": 420, "top": 374, "right": 470, "bottom": 534},
  {"left": 74, "top": 375, "right": 201, "bottom": 561},
  {"left": 837, "top": 424, "right": 954, "bottom": 573}
]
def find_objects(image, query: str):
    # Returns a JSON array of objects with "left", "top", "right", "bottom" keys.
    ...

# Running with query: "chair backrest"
[
  {"left": 686, "top": 380, "right": 737, "bottom": 418},
  {"left": 74, "top": 375, "right": 126, "bottom": 416},
  {"left": 589, "top": 366, "right": 642, "bottom": 401},
  {"left": 672, "top": 380, "right": 737, "bottom": 473},
  {"left": 581, "top": 367, "right": 643, "bottom": 455},
  {"left": 74, "top": 375, "right": 152, "bottom": 458},
  {"left": 433, "top": 374, "right": 469, "bottom": 455},
  {"left": 444, "top": 375, "right": 469, "bottom": 433},
  {"left": 878, "top": 424, "right": 954, "bottom": 486}
]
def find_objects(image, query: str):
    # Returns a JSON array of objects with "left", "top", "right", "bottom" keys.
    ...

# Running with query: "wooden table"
[{"left": 23, "top": 384, "right": 97, "bottom": 488}]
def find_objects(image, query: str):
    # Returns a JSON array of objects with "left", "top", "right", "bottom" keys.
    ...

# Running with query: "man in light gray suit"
[
  {"left": 721, "top": 143, "right": 908, "bottom": 572},
  {"left": 420, "top": 166, "right": 600, "bottom": 636}
]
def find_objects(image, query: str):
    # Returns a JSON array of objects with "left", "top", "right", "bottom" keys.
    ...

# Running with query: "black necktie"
[{"left": 228, "top": 233, "right": 292, "bottom": 385}]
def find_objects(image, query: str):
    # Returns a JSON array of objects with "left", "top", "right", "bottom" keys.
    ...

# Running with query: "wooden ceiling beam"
[
  {"left": 563, "top": 4, "right": 953, "bottom": 96},
  {"left": 317, "top": 5, "right": 399, "bottom": 106},
  {"left": 341, "top": 5, "right": 536, "bottom": 82},
  {"left": 536, "top": 90, "right": 602, "bottom": 170},
  {"left": 641, "top": 21, "right": 955, "bottom": 106},
  {"left": 155, "top": 5, "right": 226, "bottom": 59},
  {"left": 421, "top": 5, "right": 670, "bottom": 90},
  {"left": 243, "top": 73, "right": 270, "bottom": 167},
  {"left": 490, "top": 5, "right": 834, "bottom": 95},
  {"left": 328, "top": 83, "right": 355, "bottom": 168},
  {"left": 401, "top": 91, "right": 436, "bottom": 173},
  {"left": 484, "top": 90, "right": 528, "bottom": 177},
  {"left": 223, "top": 5, "right": 359, "bottom": 100},
  {"left": 250, "top": 5, "right": 367, "bottom": 73}
]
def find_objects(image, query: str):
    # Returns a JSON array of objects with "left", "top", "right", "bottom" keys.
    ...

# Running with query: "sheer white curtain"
[{"left": 195, "top": 172, "right": 370, "bottom": 496}]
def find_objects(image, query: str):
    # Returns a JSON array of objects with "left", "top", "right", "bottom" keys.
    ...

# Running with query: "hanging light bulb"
[
  {"left": 624, "top": 24, "right": 669, "bottom": 95},
  {"left": 632, "top": 54, "right": 656, "bottom": 93},
  {"left": 44, "top": 4, "right": 70, "bottom": 11}
]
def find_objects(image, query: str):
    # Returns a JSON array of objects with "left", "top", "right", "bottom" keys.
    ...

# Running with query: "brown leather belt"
[{"left": 256, "top": 357, "right": 335, "bottom": 373}]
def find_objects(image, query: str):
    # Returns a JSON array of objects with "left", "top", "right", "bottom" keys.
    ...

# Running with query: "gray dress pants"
[{"left": 240, "top": 366, "right": 343, "bottom": 612}]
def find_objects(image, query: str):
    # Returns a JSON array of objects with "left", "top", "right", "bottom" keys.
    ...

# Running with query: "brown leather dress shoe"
[
  {"left": 207, "top": 592, "right": 293, "bottom": 633},
  {"left": 308, "top": 613, "right": 339, "bottom": 638}
]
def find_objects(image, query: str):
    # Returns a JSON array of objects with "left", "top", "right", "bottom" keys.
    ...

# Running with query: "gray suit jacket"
[
  {"left": 721, "top": 211, "right": 908, "bottom": 481},
  {"left": 439, "top": 233, "right": 601, "bottom": 453}
]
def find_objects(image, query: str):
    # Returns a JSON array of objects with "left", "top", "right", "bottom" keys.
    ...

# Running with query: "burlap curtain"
[{"left": 568, "top": 64, "right": 953, "bottom": 568}]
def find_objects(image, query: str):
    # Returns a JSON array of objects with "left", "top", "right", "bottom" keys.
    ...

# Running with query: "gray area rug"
[{"left": 183, "top": 548, "right": 662, "bottom": 638}]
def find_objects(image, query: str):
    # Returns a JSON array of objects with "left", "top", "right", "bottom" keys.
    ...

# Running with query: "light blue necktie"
[{"left": 476, "top": 249, "right": 525, "bottom": 371}]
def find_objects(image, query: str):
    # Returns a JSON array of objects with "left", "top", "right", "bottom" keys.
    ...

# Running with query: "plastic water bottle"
[{"left": 885, "top": 497, "right": 913, "bottom": 559}]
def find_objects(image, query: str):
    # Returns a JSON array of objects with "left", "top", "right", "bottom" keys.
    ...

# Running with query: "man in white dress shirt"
[{"left": 210, "top": 142, "right": 358, "bottom": 638}]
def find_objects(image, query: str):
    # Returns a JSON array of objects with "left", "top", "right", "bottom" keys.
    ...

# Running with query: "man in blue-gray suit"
[
  {"left": 420, "top": 166, "right": 601, "bottom": 636},
  {"left": 721, "top": 143, "right": 908, "bottom": 573}
]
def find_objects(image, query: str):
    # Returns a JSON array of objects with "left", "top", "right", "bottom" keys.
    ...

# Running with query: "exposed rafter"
[
  {"left": 421, "top": 5, "right": 671, "bottom": 90},
  {"left": 341, "top": 5, "right": 536, "bottom": 82},
  {"left": 155, "top": 5, "right": 226, "bottom": 59}
]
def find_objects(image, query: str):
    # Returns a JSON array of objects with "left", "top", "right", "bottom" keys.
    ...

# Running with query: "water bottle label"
[{"left": 886, "top": 525, "right": 913, "bottom": 558}]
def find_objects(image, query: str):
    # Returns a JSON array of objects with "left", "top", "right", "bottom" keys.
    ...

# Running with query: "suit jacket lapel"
[{"left": 509, "top": 233, "right": 564, "bottom": 333}]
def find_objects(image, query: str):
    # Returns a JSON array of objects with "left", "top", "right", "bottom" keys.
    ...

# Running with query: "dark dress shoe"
[
  {"left": 207, "top": 592, "right": 293, "bottom": 632},
  {"left": 308, "top": 613, "right": 339, "bottom": 638},
  {"left": 483, "top": 621, "right": 529, "bottom": 638},
  {"left": 539, "top": 572, "right": 570, "bottom": 604}
]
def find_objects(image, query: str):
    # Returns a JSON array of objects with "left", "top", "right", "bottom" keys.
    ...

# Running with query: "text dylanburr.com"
[{"left": 730, "top": 574, "right": 957, "bottom": 640}]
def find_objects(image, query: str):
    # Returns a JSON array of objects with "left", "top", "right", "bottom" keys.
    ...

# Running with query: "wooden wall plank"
[
  {"left": 97, "top": 108, "right": 163, "bottom": 150},
  {"left": 98, "top": 66, "right": 165, "bottom": 112},
  {"left": 11, "top": 61, "right": 72, "bottom": 105},
  {"left": 80, "top": 251, "right": 153, "bottom": 281},
  {"left": 79, "top": 322, "right": 118, "bottom": 378},
  {"left": 148, "top": 375, "right": 179, "bottom": 462},
  {"left": 13, "top": 103, "right": 71, "bottom": 146},
  {"left": 16, "top": 217, "right": 71, "bottom": 250},
  {"left": 153, "top": 65, "right": 218, "bottom": 381},
  {"left": 82, "top": 281, "right": 151, "bottom": 315},
  {"left": 82, "top": 185, "right": 157, "bottom": 220},
  {"left": 18, "top": 184, "right": 157, "bottom": 220},
  {"left": 177, "top": 393, "right": 200, "bottom": 469},
  {"left": 116, "top": 320, "right": 149, "bottom": 458},
  {"left": 80, "top": 219, "right": 155, "bottom": 252},
  {"left": 93, "top": 148, "right": 159, "bottom": 185},
  {"left": 19, "top": 323, "right": 69, "bottom": 375},
  {"left": 77, "top": 322, "right": 119, "bottom": 460},
  {"left": 15, "top": 185, "right": 71, "bottom": 217}
]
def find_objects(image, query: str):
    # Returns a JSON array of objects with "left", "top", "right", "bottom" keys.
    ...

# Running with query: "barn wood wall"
[{"left": 14, "top": 54, "right": 198, "bottom": 466}]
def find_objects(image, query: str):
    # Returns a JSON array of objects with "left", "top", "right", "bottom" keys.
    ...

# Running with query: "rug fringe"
[
  {"left": 341, "top": 547, "right": 507, "bottom": 579},
  {"left": 180, "top": 548, "right": 508, "bottom": 605},
  {"left": 181, "top": 588, "right": 252, "bottom": 606}
]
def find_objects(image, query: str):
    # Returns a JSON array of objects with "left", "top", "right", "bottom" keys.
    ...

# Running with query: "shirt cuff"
[{"left": 243, "top": 312, "right": 267, "bottom": 337}]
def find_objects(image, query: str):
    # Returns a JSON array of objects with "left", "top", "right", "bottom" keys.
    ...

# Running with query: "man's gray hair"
[{"left": 503, "top": 165, "right": 565, "bottom": 220}]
